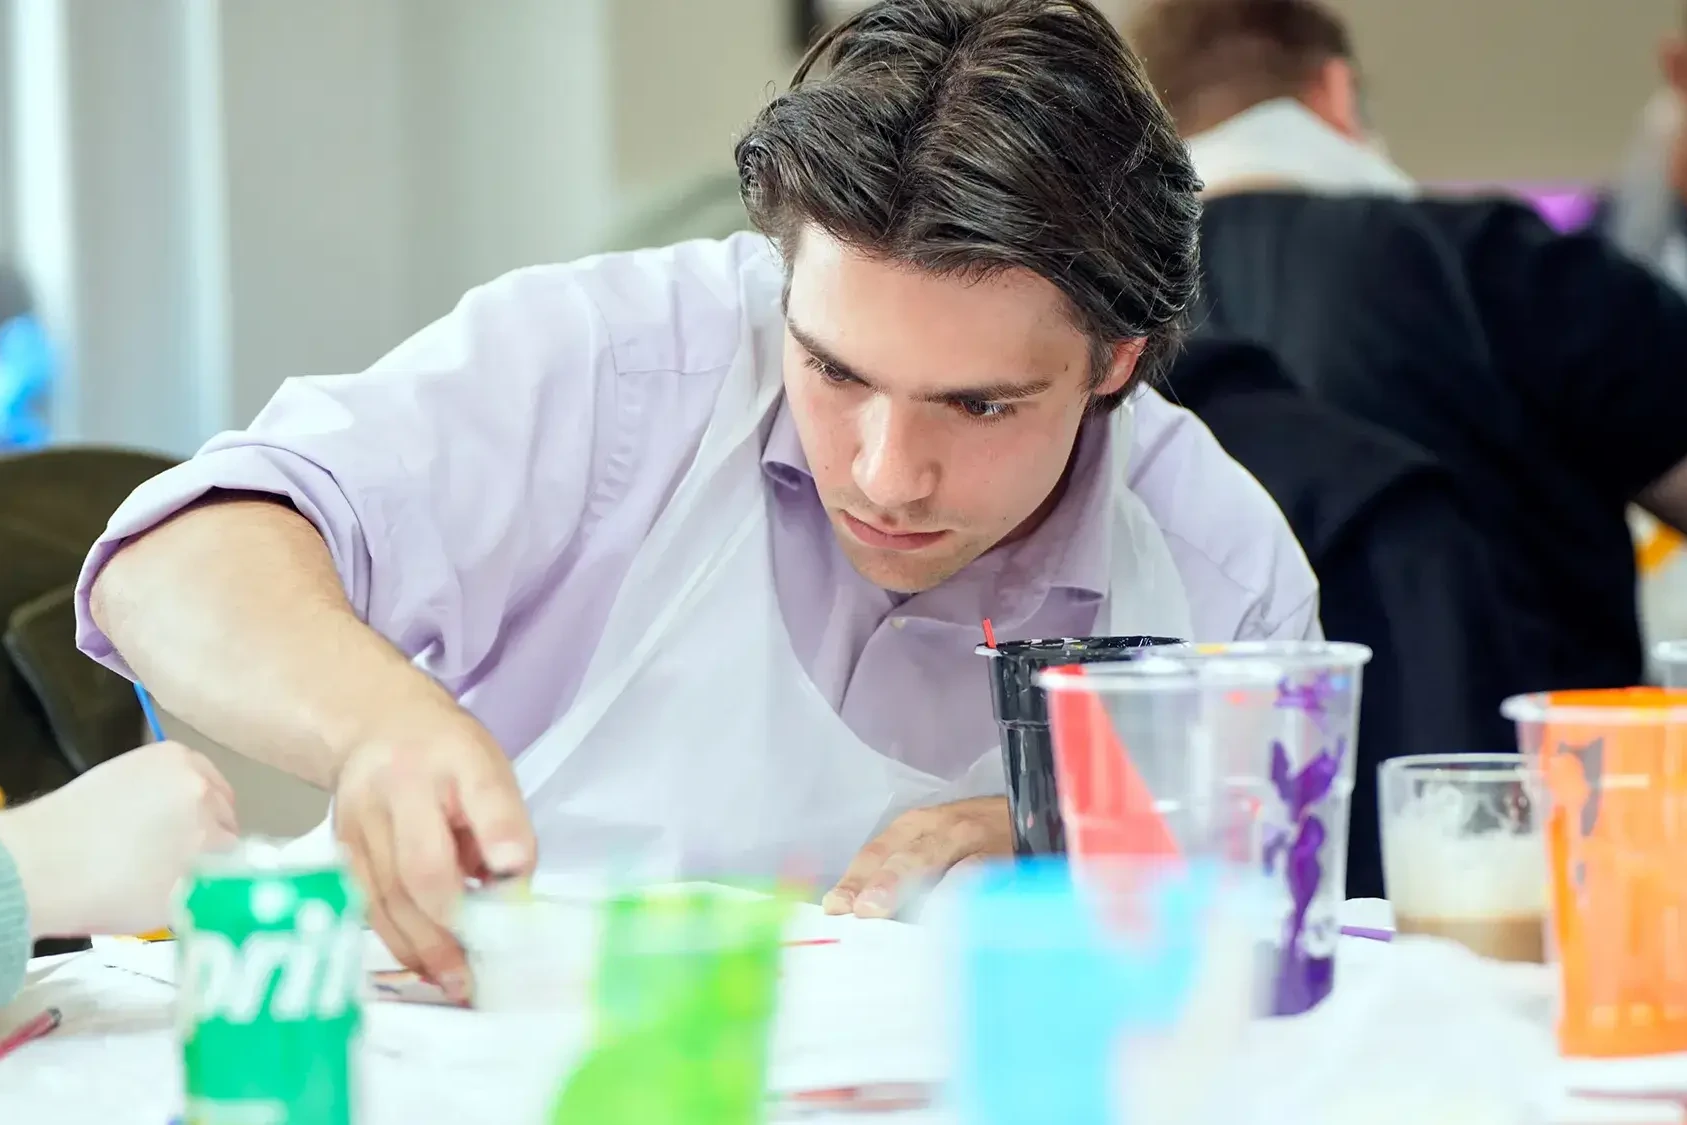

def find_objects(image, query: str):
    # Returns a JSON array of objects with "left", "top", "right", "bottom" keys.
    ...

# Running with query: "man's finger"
[
  {"left": 853, "top": 827, "right": 947, "bottom": 919},
  {"left": 340, "top": 816, "right": 418, "bottom": 974},
  {"left": 453, "top": 825, "right": 489, "bottom": 882},
  {"left": 450, "top": 759, "right": 535, "bottom": 878},
  {"left": 204, "top": 787, "right": 240, "bottom": 839},
  {"left": 359, "top": 803, "right": 469, "bottom": 1002},
  {"left": 182, "top": 748, "right": 238, "bottom": 810},
  {"left": 389, "top": 782, "right": 462, "bottom": 928},
  {"left": 823, "top": 818, "right": 921, "bottom": 915}
]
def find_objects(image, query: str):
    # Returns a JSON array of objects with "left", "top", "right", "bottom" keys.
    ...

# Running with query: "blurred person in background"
[
  {"left": 0, "top": 742, "right": 238, "bottom": 1005},
  {"left": 1170, "top": 335, "right": 1518, "bottom": 897},
  {"left": 1603, "top": 10, "right": 1687, "bottom": 670},
  {"left": 1601, "top": 10, "right": 1687, "bottom": 295},
  {"left": 1130, "top": 0, "right": 1687, "bottom": 696},
  {"left": 76, "top": 0, "right": 1319, "bottom": 1000}
]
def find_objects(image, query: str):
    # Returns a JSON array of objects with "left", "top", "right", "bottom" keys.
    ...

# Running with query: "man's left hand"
[{"left": 822, "top": 797, "right": 1012, "bottom": 918}]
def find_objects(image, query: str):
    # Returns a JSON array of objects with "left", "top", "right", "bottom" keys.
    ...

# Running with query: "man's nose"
[{"left": 852, "top": 397, "right": 938, "bottom": 510}]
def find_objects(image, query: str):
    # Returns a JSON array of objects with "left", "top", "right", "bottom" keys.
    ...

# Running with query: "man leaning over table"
[{"left": 75, "top": 0, "right": 1320, "bottom": 1004}]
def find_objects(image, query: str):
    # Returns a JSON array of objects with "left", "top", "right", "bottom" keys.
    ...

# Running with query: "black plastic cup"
[{"left": 977, "top": 636, "right": 1185, "bottom": 856}]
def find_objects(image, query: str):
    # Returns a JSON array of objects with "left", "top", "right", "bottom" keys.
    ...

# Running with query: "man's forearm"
[{"left": 89, "top": 497, "right": 461, "bottom": 789}]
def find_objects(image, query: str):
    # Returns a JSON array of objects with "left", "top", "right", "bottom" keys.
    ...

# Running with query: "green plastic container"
[{"left": 552, "top": 886, "right": 789, "bottom": 1125}]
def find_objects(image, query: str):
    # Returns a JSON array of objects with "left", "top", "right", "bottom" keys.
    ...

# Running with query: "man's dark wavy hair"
[{"left": 735, "top": 0, "right": 1203, "bottom": 411}]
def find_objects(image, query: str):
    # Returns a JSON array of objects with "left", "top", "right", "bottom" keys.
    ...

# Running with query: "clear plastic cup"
[
  {"left": 1038, "top": 641, "right": 1371, "bottom": 1016},
  {"left": 950, "top": 857, "right": 1268, "bottom": 1125},
  {"left": 1379, "top": 753, "right": 1547, "bottom": 963},
  {"left": 1501, "top": 689, "right": 1687, "bottom": 1068}
]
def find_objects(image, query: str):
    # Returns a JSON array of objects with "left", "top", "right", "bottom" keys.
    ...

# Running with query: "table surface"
[{"left": 1, "top": 898, "right": 1682, "bottom": 1125}]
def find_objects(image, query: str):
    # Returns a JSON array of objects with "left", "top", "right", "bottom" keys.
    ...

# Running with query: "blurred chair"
[
  {"left": 0, "top": 447, "right": 177, "bottom": 801},
  {"left": 0, "top": 447, "right": 176, "bottom": 957},
  {"left": 6, "top": 586, "right": 143, "bottom": 775}
]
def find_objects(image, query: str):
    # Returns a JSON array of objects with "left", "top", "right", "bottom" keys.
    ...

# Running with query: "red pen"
[
  {"left": 782, "top": 938, "right": 840, "bottom": 948},
  {"left": 0, "top": 1007, "right": 62, "bottom": 1062},
  {"left": 774, "top": 1083, "right": 936, "bottom": 1117}
]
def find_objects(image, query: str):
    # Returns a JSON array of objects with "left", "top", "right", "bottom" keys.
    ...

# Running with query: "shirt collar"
[
  {"left": 760, "top": 393, "right": 812, "bottom": 488},
  {"left": 1186, "top": 98, "right": 1417, "bottom": 200},
  {"left": 759, "top": 395, "right": 1113, "bottom": 602}
]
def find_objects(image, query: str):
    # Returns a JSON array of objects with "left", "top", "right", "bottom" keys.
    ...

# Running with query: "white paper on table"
[
  {"left": 17, "top": 950, "right": 91, "bottom": 994},
  {"left": 1543, "top": 1093, "right": 1687, "bottom": 1124},
  {"left": 91, "top": 938, "right": 177, "bottom": 987},
  {"left": 0, "top": 955, "right": 179, "bottom": 1125},
  {"left": 771, "top": 905, "right": 952, "bottom": 1094},
  {"left": 1213, "top": 935, "right": 1558, "bottom": 1124}
]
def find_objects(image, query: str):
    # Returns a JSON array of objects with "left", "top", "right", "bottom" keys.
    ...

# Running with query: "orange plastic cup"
[{"left": 1503, "top": 688, "right": 1687, "bottom": 1060}]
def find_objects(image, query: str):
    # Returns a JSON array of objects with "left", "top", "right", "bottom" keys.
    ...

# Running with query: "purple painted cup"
[{"left": 1034, "top": 642, "right": 1372, "bottom": 1017}]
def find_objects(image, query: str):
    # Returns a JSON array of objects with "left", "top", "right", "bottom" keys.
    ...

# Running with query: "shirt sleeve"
[
  {"left": 1459, "top": 202, "right": 1687, "bottom": 501},
  {"left": 1265, "top": 592, "right": 1324, "bottom": 642},
  {"left": 0, "top": 835, "right": 27, "bottom": 1007},
  {"left": 75, "top": 266, "right": 615, "bottom": 684},
  {"left": 1129, "top": 388, "right": 1323, "bottom": 644}
]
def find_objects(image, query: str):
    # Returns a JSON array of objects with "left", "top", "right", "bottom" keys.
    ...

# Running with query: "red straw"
[
  {"left": 982, "top": 618, "right": 997, "bottom": 648},
  {"left": 1047, "top": 665, "right": 1181, "bottom": 859}
]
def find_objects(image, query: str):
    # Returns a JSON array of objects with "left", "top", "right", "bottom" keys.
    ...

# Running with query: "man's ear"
[{"left": 1094, "top": 339, "right": 1146, "bottom": 399}]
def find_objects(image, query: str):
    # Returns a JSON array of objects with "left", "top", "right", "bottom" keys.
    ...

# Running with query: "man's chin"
[{"left": 836, "top": 537, "right": 971, "bottom": 594}]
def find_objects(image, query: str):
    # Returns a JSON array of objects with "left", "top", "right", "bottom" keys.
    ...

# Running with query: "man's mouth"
[{"left": 840, "top": 512, "right": 951, "bottom": 552}]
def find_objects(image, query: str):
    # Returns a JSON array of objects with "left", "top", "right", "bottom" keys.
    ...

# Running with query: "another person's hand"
[
  {"left": 822, "top": 797, "right": 1012, "bottom": 918},
  {"left": 332, "top": 709, "right": 535, "bottom": 1004},
  {"left": 0, "top": 741, "right": 240, "bottom": 938}
]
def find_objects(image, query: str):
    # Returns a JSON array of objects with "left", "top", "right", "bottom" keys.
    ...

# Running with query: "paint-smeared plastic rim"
[
  {"left": 1035, "top": 641, "right": 1371, "bottom": 694},
  {"left": 1501, "top": 689, "right": 1687, "bottom": 727}
]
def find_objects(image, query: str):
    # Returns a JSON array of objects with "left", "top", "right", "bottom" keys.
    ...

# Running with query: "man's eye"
[
  {"left": 957, "top": 399, "right": 1014, "bottom": 420},
  {"left": 808, "top": 357, "right": 854, "bottom": 385}
]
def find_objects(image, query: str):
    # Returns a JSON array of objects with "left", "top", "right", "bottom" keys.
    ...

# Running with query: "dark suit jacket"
[
  {"left": 1199, "top": 192, "right": 1687, "bottom": 692},
  {"left": 1166, "top": 337, "right": 1522, "bottom": 897}
]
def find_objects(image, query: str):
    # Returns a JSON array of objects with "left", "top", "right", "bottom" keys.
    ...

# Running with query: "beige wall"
[
  {"left": 158, "top": 712, "right": 329, "bottom": 840},
  {"left": 618, "top": 0, "right": 1684, "bottom": 194},
  {"left": 1328, "top": 0, "right": 1681, "bottom": 182},
  {"left": 611, "top": 0, "right": 793, "bottom": 197}
]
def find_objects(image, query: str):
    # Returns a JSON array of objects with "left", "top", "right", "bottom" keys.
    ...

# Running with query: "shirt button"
[{"left": 891, "top": 617, "right": 907, "bottom": 629}]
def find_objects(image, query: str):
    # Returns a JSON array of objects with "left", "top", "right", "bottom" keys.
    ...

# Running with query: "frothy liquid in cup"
[
  {"left": 1384, "top": 819, "right": 1548, "bottom": 964},
  {"left": 1391, "top": 913, "right": 1545, "bottom": 964}
]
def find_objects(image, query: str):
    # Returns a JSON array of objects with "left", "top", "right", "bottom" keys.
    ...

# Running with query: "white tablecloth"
[{"left": 1, "top": 899, "right": 1683, "bottom": 1125}]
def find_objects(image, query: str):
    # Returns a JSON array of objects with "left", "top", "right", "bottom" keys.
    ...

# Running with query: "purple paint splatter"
[
  {"left": 1274, "top": 672, "right": 1344, "bottom": 728},
  {"left": 1262, "top": 683, "right": 1350, "bottom": 1016}
]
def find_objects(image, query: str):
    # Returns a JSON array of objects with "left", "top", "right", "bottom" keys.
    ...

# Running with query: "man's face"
[{"left": 781, "top": 228, "right": 1137, "bottom": 594}]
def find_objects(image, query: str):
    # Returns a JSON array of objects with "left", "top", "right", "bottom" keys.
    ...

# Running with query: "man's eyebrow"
[
  {"left": 787, "top": 318, "right": 1057, "bottom": 404},
  {"left": 788, "top": 320, "right": 877, "bottom": 388},
  {"left": 925, "top": 379, "right": 1054, "bottom": 405}
]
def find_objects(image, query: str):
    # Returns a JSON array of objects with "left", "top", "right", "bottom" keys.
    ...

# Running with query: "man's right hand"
[{"left": 332, "top": 713, "right": 535, "bottom": 1004}]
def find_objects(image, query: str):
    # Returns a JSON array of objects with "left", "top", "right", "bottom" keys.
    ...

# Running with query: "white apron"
[{"left": 508, "top": 280, "right": 1193, "bottom": 888}]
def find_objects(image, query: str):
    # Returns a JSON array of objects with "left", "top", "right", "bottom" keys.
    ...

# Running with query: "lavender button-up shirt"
[{"left": 75, "top": 235, "right": 1319, "bottom": 772}]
